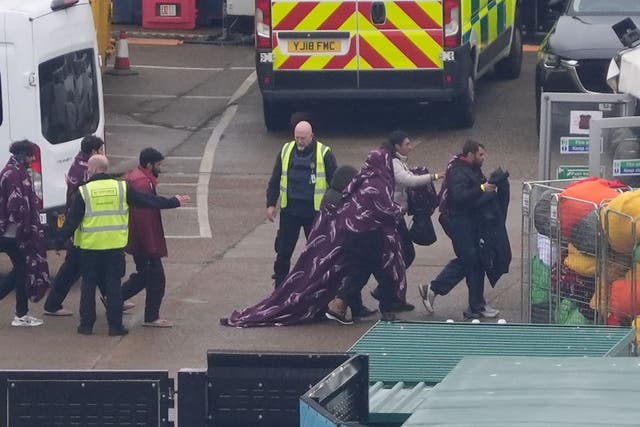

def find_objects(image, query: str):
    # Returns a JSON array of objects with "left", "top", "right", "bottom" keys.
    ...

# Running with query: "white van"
[{"left": 0, "top": 0, "right": 105, "bottom": 240}]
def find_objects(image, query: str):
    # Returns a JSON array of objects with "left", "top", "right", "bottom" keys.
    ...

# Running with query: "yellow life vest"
[
  {"left": 74, "top": 179, "right": 129, "bottom": 250},
  {"left": 279, "top": 140, "right": 329, "bottom": 211}
]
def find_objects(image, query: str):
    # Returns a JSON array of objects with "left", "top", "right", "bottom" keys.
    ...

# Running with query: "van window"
[{"left": 39, "top": 48, "right": 99, "bottom": 144}]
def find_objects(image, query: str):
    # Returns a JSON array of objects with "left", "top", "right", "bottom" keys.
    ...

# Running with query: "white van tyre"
[
  {"left": 263, "top": 99, "right": 290, "bottom": 132},
  {"left": 495, "top": 26, "right": 523, "bottom": 80}
]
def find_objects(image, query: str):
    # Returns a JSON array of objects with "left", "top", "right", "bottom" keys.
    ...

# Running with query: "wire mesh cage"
[
  {"left": 600, "top": 201, "right": 640, "bottom": 328},
  {"left": 522, "top": 179, "right": 631, "bottom": 325}
]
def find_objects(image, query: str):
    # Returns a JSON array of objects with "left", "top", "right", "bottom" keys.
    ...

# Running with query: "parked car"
[{"left": 535, "top": 0, "right": 640, "bottom": 121}]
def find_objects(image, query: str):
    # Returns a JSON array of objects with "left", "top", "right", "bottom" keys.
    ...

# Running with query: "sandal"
[{"left": 142, "top": 318, "right": 173, "bottom": 328}]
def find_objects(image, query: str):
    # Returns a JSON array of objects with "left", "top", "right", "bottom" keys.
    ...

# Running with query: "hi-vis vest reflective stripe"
[
  {"left": 280, "top": 141, "right": 329, "bottom": 211},
  {"left": 74, "top": 179, "right": 129, "bottom": 250},
  {"left": 271, "top": 0, "right": 444, "bottom": 71}
]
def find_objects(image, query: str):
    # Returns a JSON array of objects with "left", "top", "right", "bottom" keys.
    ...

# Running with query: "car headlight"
[{"left": 542, "top": 53, "right": 560, "bottom": 68}]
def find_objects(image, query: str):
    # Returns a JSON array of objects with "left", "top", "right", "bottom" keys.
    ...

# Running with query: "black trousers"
[
  {"left": 273, "top": 210, "right": 314, "bottom": 286},
  {"left": 44, "top": 246, "right": 106, "bottom": 313},
  {"left": 121, "top": 255, "right": 166, "bottom": 323},
  {"left": 0, "top": 237, "right": 28, "bottom": 317},
  {"left": 79, "top": 249, "right": 125, "bottom": 329},
  {"left": 431, "top": 216, "right": 486, "bottom": 313},
  {"left": 338, "top": 231, "right": 396, "bottom": 312}
]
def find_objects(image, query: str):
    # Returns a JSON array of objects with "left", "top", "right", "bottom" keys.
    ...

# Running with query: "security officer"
[
  {"left": 266, "top": 120, "right": 337, "bottom": 287},
  {"left": 57, "top": 155, "right": 189, "bottom": 336}
]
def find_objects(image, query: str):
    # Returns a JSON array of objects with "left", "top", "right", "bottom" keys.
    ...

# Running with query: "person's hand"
[
  {"left": 266, "top": 206, "right": 277, "bottom": 222},
  {"left": 175, "top": 195, "right": 191, "bottom": 205},
  {"left": 483, "top": 182, "right": 497, "bottom": 192}
]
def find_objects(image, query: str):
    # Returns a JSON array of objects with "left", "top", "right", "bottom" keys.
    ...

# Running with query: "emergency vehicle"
[
  {"left": 255, "top": 0, "right": 522, "bottom": 130},
  {"left": 0, "top": 0, "right": 105, "bottom": 240}
]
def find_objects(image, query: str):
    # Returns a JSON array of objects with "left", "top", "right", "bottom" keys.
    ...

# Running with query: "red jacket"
[{"left": 125, "top": 166, "right": 168, "bottom": 258}]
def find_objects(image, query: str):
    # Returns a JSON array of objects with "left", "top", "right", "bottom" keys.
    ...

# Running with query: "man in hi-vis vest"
[
  {"left": 56, "top": 155, "right": 190, "bottom": 336},
  {"left": 266, "top": 121, "right": 337, "bottom": 287}
]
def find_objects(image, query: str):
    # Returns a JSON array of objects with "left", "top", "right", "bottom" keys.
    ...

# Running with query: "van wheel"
[
  {"left": 450, "top": 75, "right": 475, "bottom": 129},
  {"left": 263, "top": 100, "right": 290, "bottom": 131},
  {"left": 495, "top": 26, "right": 523, "bottom": 80}
]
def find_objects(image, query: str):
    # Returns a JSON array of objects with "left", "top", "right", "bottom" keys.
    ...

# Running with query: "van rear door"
[
  {"left": 357, "top": 0, "right": 444, "bottom": 89},
  {"left": 271, "top": 0, "right": 358, "bottom": 90}
]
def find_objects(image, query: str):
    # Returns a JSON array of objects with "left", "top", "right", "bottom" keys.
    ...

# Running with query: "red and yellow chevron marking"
[{"left": 272, "top": 0, "right": 443, "bottom": 71}]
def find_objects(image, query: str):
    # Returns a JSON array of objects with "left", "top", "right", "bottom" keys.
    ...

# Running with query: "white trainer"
[{"left": 11, "top": 315, "right": 44, "bottom": 327}]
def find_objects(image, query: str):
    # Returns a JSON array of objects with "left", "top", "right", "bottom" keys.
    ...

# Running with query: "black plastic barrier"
[
  {"left": 178, "top": 351, "right": 349, "bottom": 427},
  {"left": 0, "top": 370, "right": 174, "bottom": 427}
]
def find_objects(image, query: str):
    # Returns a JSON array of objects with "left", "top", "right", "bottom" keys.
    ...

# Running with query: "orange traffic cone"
[{"left": 106, "top": 30, "right": 138, "bottom": 76}]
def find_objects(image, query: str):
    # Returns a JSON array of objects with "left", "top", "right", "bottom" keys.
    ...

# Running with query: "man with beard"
[
  {"left": 266, "top": 120, "right": 337, "bottom": 287},
  {"left": 121, "top": 148, "right": 175, "bottom": 327},
  {"left": 419, "top": 140, "right": 501, "bottom": 319}
]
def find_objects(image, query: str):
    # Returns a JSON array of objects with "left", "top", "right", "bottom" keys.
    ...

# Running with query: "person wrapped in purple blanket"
[{"left": 221, "top": 148, "right": 407, "bottom": 327}]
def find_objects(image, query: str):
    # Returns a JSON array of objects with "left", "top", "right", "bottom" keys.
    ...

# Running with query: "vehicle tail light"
[
  {"left": 255, "top": 0, "right": 272, "bottom": 49},
  {"left": 444, "top": 0, "right": 460, "bottom": 48},
  {"left": 29, "top": 145, "right": 43, "bottom": 209}
]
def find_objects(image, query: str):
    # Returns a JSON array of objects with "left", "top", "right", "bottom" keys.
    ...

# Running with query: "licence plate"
[
  {"left": 288, "top": 40, "right": 341, "bottom": 53},
  {"left": 159, "top": 4, "right": 177, "bottom": 16}
]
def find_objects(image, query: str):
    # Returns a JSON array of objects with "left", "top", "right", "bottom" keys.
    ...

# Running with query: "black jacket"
[{"left": 57, "top": 173, "right": 180, "bottom": 247}]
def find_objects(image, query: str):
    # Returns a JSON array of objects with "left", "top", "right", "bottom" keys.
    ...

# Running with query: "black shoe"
[
  {"left": 77, "top": 325, "right": 93, "bottom": 335},
  {"left": 325, "top": 309, "right": 354, "bottom": 325},
  {"left": 380, "top": 311, "right": 396, "bottom": 321},
  {"left": 108, "top": 326, "right": 129, "bottom": 336},
  {"left": 388, "top": 301, "right": 415, "bottom": 313},
  {"left": 352, "top": 305, "right": 378, "bottom": 318}
]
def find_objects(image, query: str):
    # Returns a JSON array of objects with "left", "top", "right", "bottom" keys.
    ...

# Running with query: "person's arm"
[
  {"left": 56, "top": 193, "right": 85, "bottom": 245},
  {"left": 393, "top": 158, "right": 435, "bottom": 188},
  {"left": 266, "top": 152, "right": 282, "bottom": 221},
  {"left": 447, "top": 167, "right": 485, "bottom": 206},
  {"left": 126, "top": 184, "right": 182, "bottom": 209},
  {"left": 323, "top": 149, "right": 338, "bottom": 186}
]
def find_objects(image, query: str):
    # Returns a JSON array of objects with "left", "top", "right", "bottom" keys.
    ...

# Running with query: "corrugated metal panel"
[
  {"left": 368, "top": 382, "right": 433, "bottom": 414},
  {"left": 404, "top": 356, "right": 640, "bottom": 426},
  {"left": 349, "top": 321, "right": 635, "bottom": 384}
]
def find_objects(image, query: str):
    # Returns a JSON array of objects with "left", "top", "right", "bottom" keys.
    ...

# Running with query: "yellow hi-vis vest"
[
  {"left": 279, "top": 140, "right": 329, "bottom": 211},
  {"left": 74, "top": 179, "right": 129, "bottom": 250}
]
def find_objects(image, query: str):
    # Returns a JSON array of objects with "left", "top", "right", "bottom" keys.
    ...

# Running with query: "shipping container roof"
[
  {"left": 350, "top": 321, "right": 635, "bottom": 384},
  {"left": 404, "top": 356, "right": 640, "bottom": 426}
]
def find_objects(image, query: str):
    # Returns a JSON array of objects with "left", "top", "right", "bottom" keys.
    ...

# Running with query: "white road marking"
[
  {"left": 230, "top": 66, "right": 255, "bottom": 70},
  {"left": 104, "top": 94, "right": 229, "bottom": 100},
  {"left": 195, "top": 71, "right": 257, "bottom": 239},
  {"left": 133, "top": 65, "right": 224, "bottom": 71}
]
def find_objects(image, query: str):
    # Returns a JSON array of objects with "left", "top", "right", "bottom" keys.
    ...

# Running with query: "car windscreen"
[
  {"left": 570, "top": 0, "right": 640, "bottom": 14},
  {"left": 39, "top": 48, "right": 99, "bottom": 144}
]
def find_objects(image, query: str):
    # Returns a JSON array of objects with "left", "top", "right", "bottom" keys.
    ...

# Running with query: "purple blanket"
[
  {"left": 0, "top": 156, "right": 51, "bottom": 302},
  {"left": 222, "top": 149, "right": 406, "bottom": 327}
]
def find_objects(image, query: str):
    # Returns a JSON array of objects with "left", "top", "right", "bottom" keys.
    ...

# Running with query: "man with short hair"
[
  {"left": 57, "top": 155, "right": 189, "bottom": 336},
  {"left": 121, "top": 148, "right": 174, "bottom": 327},
  {"left": 266, "top": 120, "right": 337, "bottom": 287},
  {"left": 44, "top": 135, "right": 114, "bottom": 316},
  {"left": 419, "top": 140, "right": 501, "bottom": 319}
]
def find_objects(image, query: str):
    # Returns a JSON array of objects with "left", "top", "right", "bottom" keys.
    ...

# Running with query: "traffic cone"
[{"left": 106, "top": 30, "right": 138, "bottom": 76}]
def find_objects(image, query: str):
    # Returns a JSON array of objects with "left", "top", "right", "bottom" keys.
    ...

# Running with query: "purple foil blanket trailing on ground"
[{"left": 221, "top": 149, "right": 406, "bottom": 327}]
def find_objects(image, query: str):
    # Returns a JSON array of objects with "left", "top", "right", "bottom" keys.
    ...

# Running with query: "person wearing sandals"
[
  {"left": 121, "top": 148, "right": 176, "bottom": 328},
  {"left": 43, "top": 136, "right": 135, "bottom": 316}
]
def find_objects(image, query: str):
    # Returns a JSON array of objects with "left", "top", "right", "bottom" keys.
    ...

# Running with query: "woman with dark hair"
[
  {"left": 370, "top": 131, "right": 442, "bottom": 311},
  {"left": 0, "top": 140, "right": 51, "bottom": 326},
  {"left": 221, "top": 148, "right": 407, "bottom": 327}
]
